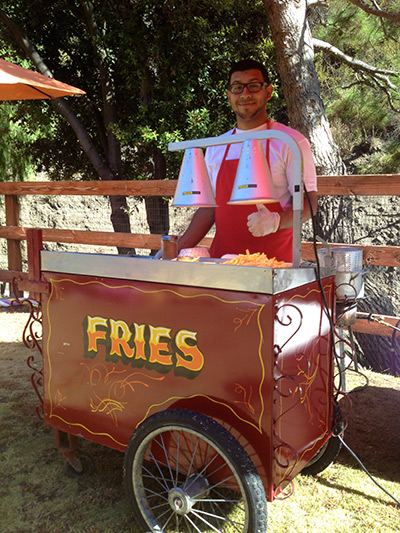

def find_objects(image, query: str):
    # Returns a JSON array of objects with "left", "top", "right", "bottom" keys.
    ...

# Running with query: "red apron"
[{"left": 209, "top": 129, "right": 293, "bottom": 261}]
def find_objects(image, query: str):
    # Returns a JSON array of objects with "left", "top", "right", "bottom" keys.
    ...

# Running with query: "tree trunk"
[
  {"left": 263, "top": 0, "right": 349, "bottom": 244},
  {"left": 263, "top": 0, "right": 345, "bottom": 176},
  {"left": 145, "top": 147, "right": 170, "bottom": 255},
  {"left": 80, "top": 1, "right": 133, "bottom": 255},
  {"left": 262, "top": 1, "right": 397, "bottom": 374},
  {"left": 262, "top": 0, "right": 356, "bottom": 243},
  {"left": 355, "top": 268, "right": 400, "bottom": 376},
  {"left": 0, "top": 8, "right": 134, "bottom": 255},
  {"left": 139, "top": 67, "right": 169, "bottom": 254}
]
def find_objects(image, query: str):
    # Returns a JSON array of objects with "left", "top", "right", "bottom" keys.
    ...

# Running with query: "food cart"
[
  {"left": 19, "top": 130, "right": 344, "bottom": 531},
  {"left": 28, "top": 247, "right": 336, "bottom": 532}
]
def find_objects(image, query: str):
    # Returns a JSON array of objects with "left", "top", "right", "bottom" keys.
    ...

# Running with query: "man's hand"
[{"left": 247, "top": 205, "right": 280, "bottom": 237}]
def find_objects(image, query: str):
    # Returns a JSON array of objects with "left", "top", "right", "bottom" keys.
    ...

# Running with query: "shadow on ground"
[{"left": 337, "top": 383, "right": 400, "bottom": 484}]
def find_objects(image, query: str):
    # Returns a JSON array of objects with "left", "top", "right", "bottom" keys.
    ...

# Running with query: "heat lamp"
[
  {"left": 172, "top": 148, "right": 217, "bottom": 207},
  {"left": 227, "top": 138, "right": 277, "bottom": 205},
  {"left": 168, "top": 130, "right": 304, "bottom": 267}
]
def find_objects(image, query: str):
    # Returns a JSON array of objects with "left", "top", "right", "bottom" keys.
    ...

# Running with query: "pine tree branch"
[
  {"left": 347, "top": 0, "right": 400, "bottom": 23},
  {"left": 313, "top": 37, "right": 399, "bottom": 90},
  {"left": 357, "top": 72, "right": 400, "bottom": 112},
  {"left": 370, "top": 0, "right": 399, "bottom": 43}
]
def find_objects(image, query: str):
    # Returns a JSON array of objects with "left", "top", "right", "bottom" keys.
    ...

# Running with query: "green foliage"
[
  {"left": 354, "top": 136, "right": 400, "bottom": 175},
  {"left": 111, "top": 0, "right": 277, "bottom": 178},
  {"left": 0, "top": 101, "right": 56, "bottom": 181},
  {"left": 0, "top": 0, "right": 278, "bottom": 182},
  {"left": 311, "top": 0, "right": 400, "bottom": 173},
  {"left": 1, "top": 0, "right": 398, "bottom": 180}
]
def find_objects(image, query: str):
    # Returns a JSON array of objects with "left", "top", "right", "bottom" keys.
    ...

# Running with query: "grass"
[{"left": 1, "top": 308, "right": 399, "bottom": 532}]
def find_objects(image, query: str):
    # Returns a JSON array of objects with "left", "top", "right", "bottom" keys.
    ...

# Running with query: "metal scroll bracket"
[{"left": 11, "top": 228, "right": 49, "bottom": 420}]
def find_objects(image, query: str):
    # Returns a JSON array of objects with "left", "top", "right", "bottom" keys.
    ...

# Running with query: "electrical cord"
[
  {"left": 303, "top": 187, "right": 399, "bottom": 508},
  {"left": 304, "top": 184, "right": 345, "bottom": 396},
  {"left": 305, "top": 187, "right": 372, "bottom": 394},
  {"left": 392, "top": 319, "right": 400, "bottom": 340},
  {"left": 356, "top": 312, "right": 400, "bottom": 375},
  {"left": 357, "top": 312, "right": 400, "bottom": 334},
  {"left": 345, "top": 367, "right": 370, "bottom": 393},
  {"left": 338, "top": 435, "right": 400, "bottom": 506},
  {"left": 392, "top": 319, "right": 400, "bottom": 376}
]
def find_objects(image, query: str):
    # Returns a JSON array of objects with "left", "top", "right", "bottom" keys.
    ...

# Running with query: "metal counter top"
[{"left": 41, "top": 251, "right": 333, "bottom": 295}]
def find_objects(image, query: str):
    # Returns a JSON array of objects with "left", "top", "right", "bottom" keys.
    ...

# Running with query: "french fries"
[{"left": 222, "top": 250, "right": 291, "bottom": 268}]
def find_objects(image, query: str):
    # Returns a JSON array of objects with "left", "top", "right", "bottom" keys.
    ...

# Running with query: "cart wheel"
[
  {"left": 65, "top": 453, "right": 94, "bottom": 479},
  {"left": 124, "top": 409, "right": 267, "bottom": 532},
  {"left": 301, "top": 435, "right": 342, "bottom": 476}
]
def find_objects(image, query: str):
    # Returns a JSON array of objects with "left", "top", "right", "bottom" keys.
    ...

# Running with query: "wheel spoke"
[
  {"left": 208, "top": 497, "right": 226, "bottom": 532},
  {"left": 182, "top": 512, "right": 203, "bottom": 532},
  {"left": 189, "top": 508, "right": 227, "bottom": 532},
  {"left": 175, "top": 429, "right": 181, "bottom": 486},
  {"left": 159, "top": 433, "right": 177, "bottom": 487},
  {"left": 153, "top": 431, "right": 191, "bottom": 477},
  {"left": 211, "top": 488, "right": 246, "bottom": 514},
  {"left": 142, "top": 493, "right": 169, "bottom": 508},
  {"left": 160, "top": 506, "right": 179, "bottom": 531},
  {"left": 205, "top": 458, "right": 238, "bottom": 483},
  {"left": 195, "top": 488, "right": 247, "bottom": 531},
  {"left": 143, "top": 446, "right": 172, "bottom": 492},
  {"left": 197, "top": 444, "right": 219, "bottom": 475},
  {"left": 187, "top": 432, "right": 200, "bottom": 477},
  {"left": 169, "top": 429, "right": 200, "bottom": 478},
  {"left": 192, "top": 507, "right": 245, "bottom": 532}
]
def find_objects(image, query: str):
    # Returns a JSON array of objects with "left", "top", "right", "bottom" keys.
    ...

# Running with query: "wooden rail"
[
  {"left": 1, "top": 175, "right": 399, "bottom": 337},
  {"left": 0, "top": 174, "right": 399, "bottom": 196}
]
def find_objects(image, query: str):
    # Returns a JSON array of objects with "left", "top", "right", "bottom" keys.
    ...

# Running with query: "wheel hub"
[
  {"left": 168, "top": 474, "right": 210, "bottom": 516},
  {"left": 168, "top": 488, "right": 191, "bottom": 515}
]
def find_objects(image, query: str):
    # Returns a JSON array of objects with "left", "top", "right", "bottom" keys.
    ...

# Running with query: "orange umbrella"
[{"left": 0, "top": 58, "right": 85, "bottom": 100}]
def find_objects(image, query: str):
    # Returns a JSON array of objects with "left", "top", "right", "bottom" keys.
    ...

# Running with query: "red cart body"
[{"left": 40, "top": 251, "right": 335, "bottom": 502}]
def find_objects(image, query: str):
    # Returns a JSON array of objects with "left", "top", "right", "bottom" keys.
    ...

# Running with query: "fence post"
[
  {"left": 5, "top": 195, "right": 22, "bottom": 296},
  {"left": 26, "top": 228, "right": 43, "bottom": 302}
]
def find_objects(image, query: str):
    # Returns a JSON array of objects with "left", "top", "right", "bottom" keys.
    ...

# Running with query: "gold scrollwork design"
[{"left": 233, "top": 383, "right": 255, "bottom": 414}]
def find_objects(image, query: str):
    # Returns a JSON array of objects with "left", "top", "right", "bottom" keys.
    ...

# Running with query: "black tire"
[
  {"left": 301, "top": 435, "right": 342, "bottom": 476},
  {"left": 124, "top": 409, "right": 267, "bottom": 532}
]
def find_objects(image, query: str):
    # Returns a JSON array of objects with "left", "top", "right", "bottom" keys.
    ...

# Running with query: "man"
[{"left": 177, "top": 58, "right": 318, "bottom": 262}]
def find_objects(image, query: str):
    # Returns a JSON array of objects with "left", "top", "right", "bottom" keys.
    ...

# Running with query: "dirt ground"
[
  {"left": 0, "top": 306, "right": 32, "bottom": 342},
  {"left": 1, "top": 305, "right": 400, "bottom": 532}
]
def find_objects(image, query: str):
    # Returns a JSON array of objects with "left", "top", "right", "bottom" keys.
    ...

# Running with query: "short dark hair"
[{"left": 228, "top": 59, "right": 270, "bottom": 84}]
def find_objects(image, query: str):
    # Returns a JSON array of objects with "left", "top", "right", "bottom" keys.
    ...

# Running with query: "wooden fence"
[{"left": 1, "top": 175, "right": 399, "bottom": 337}]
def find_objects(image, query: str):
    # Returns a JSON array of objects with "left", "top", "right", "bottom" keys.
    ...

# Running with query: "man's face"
[{"left": 227, "top": 69, "right": 273, "bottom": 129}]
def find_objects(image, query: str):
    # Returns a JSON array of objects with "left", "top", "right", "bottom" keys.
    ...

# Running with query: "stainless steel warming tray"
[{"left": 40, "top": 250, "right": 333, "bottom": 295}]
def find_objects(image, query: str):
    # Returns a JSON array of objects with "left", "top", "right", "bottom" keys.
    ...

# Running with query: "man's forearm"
[
  {"left": 177, "top": 208, "right": 215, "bottom": 252},
  {"left": 278, "top": 191, "right": 318, "bottom": 229}
]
